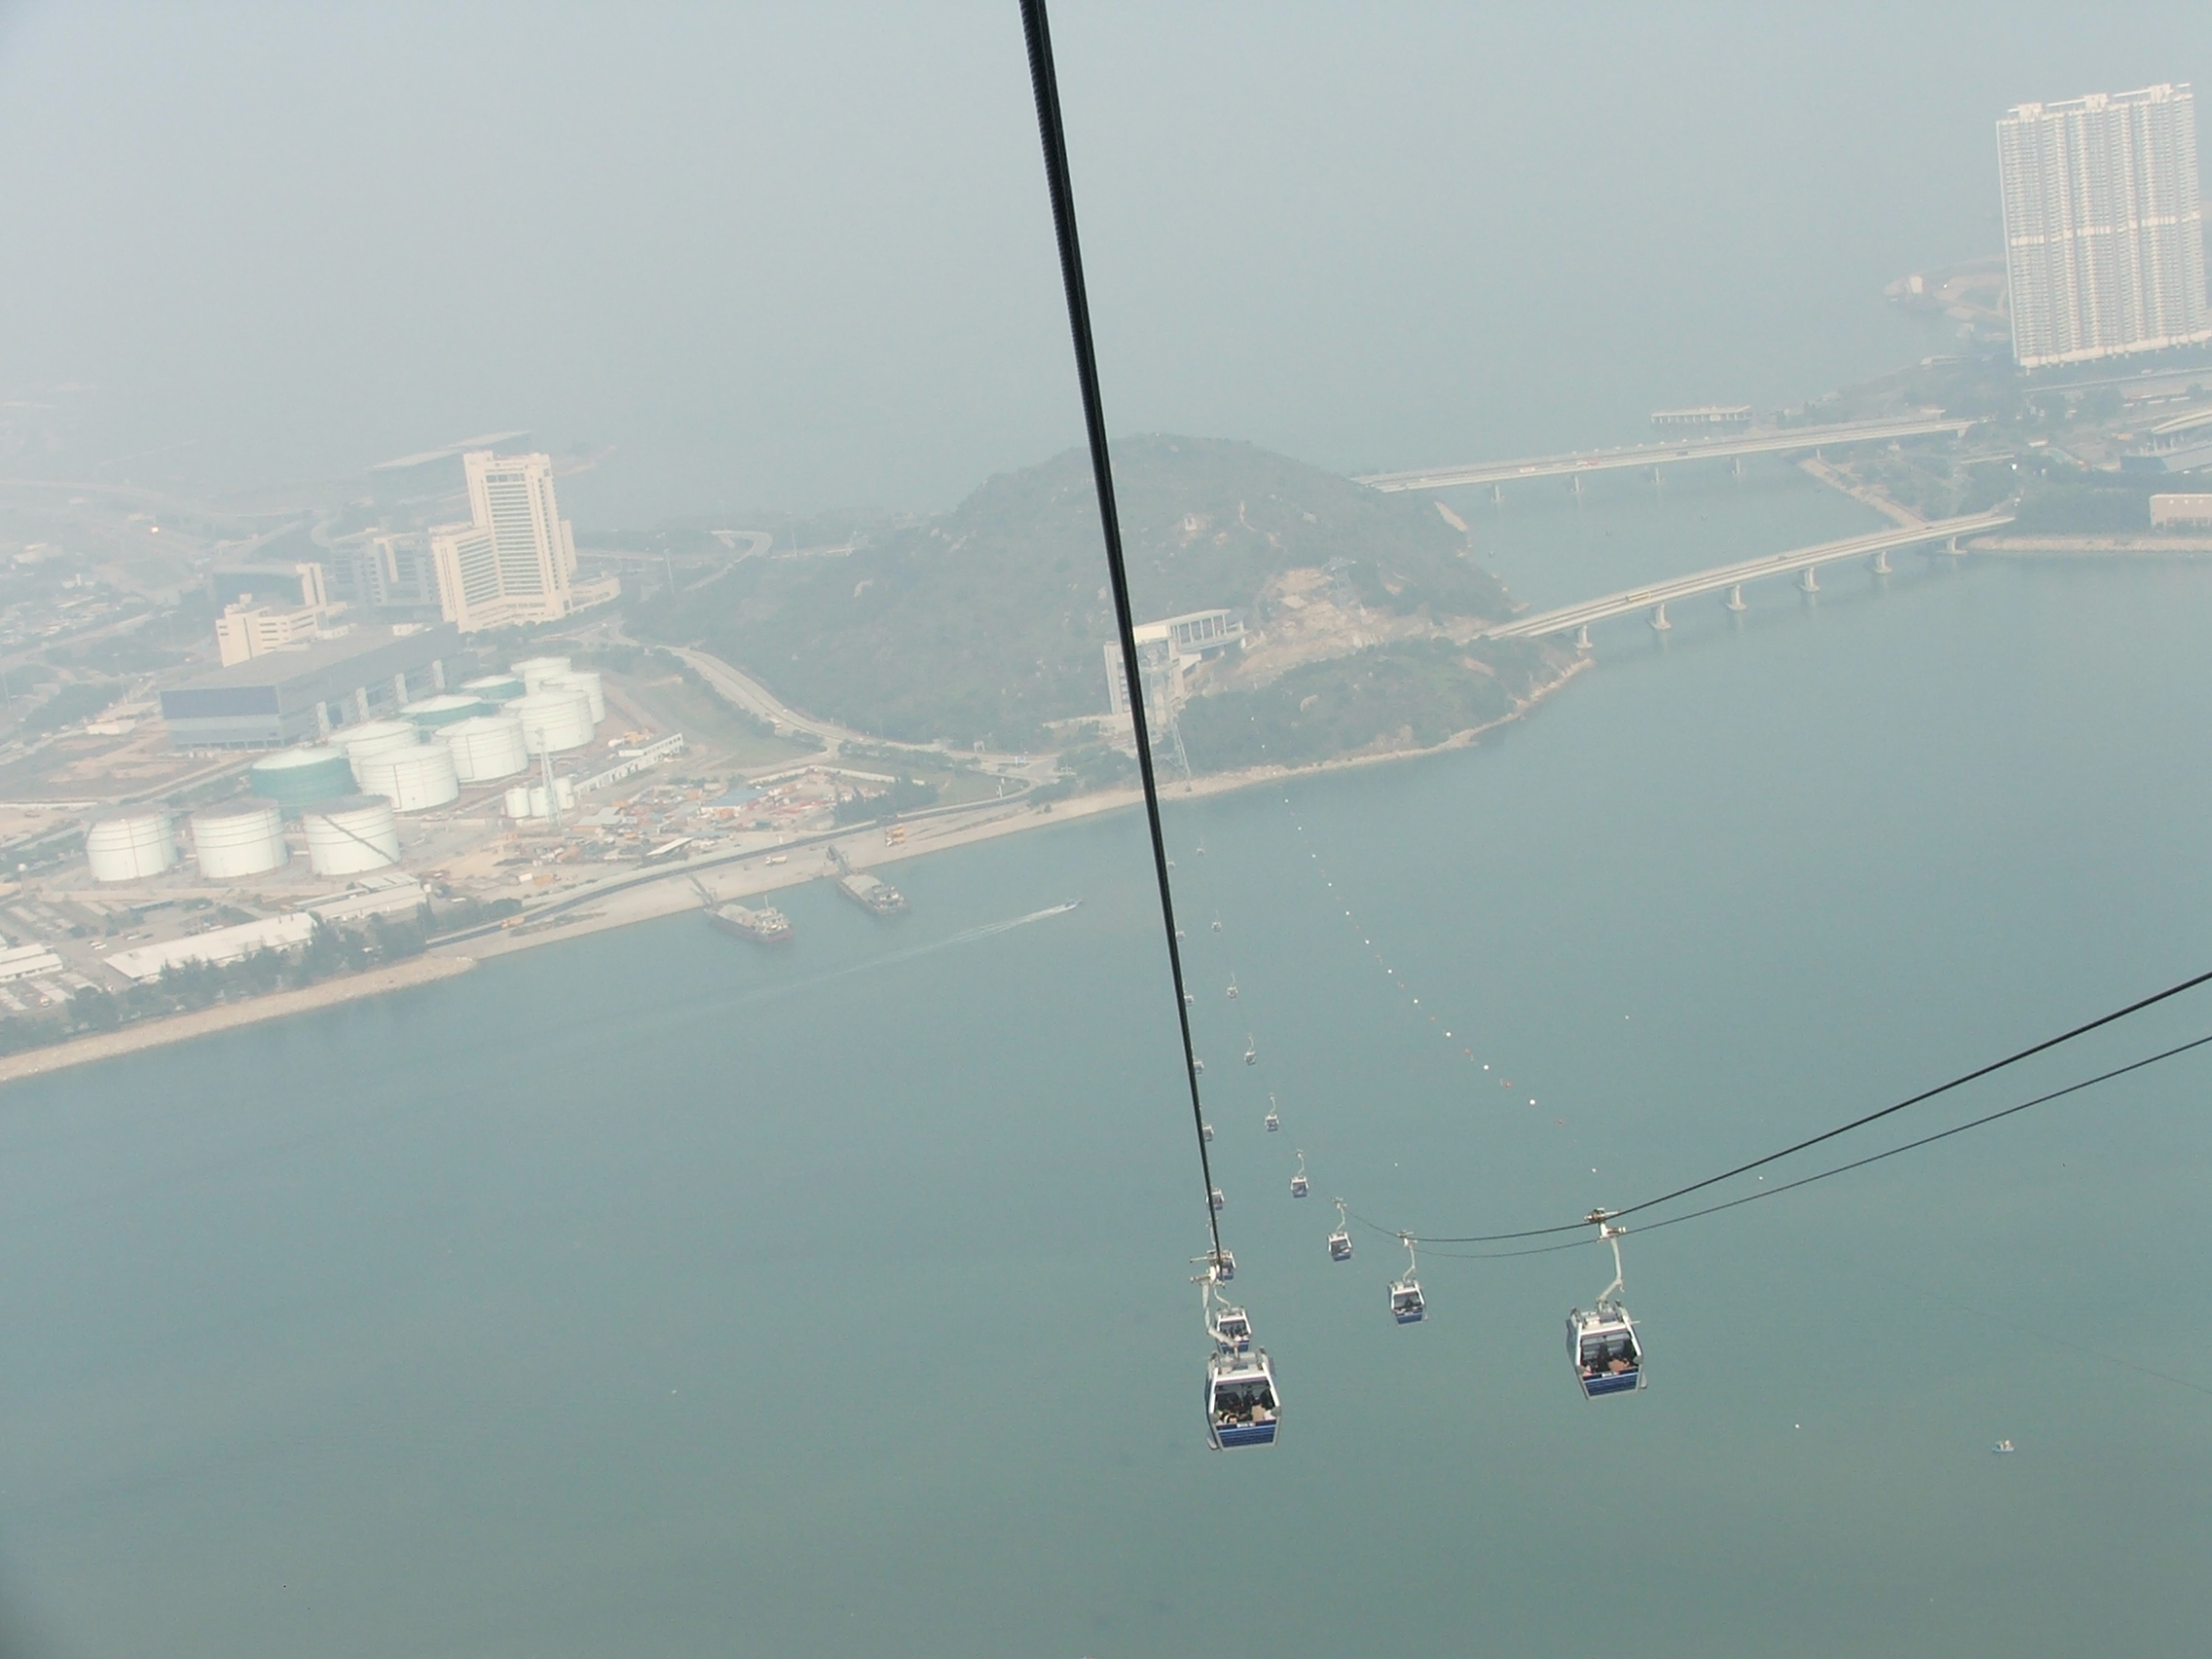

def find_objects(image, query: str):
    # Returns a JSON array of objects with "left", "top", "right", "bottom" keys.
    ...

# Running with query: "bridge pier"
[
  {"left": 1798, "top": 567, "right": 1821, "bottom": 594},
  {"left": 1569, "top": 474, "right": 1582, "bottom": 499},
  {"left": 1947, "top": 535, "right": 1959, "bottom": 554},
  {"left": 1491, "top": 483, "right": 1502, "bottom": 505},
  {"left": 1724, "top": 583, "right": 1747, "bottom": 612},
  {"left": 1573, "top": 622, "right": 1591, "bottom": 650},
  {"left": 1648, "top": 603, "right": 1672, "bottom": 632},
  {"left": 1731, "top": 455, "right": 1745, "bottom": 479},
  {"left": 1870, "top": 548, "right": 1892, "bottom": 574}
]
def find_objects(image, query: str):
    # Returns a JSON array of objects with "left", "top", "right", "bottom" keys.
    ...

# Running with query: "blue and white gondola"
[
  {"left": 1200, "top": 1269, "right": 1278, "bottom": 1449},
  {"left": 1567, "top": 1211, "right": 1645, "bottom": 1399}
]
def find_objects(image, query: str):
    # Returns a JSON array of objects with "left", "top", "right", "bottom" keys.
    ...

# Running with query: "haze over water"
[
  {"left": 2, "top": 5, "right": 2210, "bottom": 1653},
  {"left": 5, "top": 467, "right": 2212, "bottom": 1654}
]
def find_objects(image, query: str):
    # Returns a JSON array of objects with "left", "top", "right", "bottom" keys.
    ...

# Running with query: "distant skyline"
[{"left": 0, "top": 3, "right": 2204, "bottom": 526}]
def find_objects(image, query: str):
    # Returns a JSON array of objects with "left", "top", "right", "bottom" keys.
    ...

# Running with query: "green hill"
[{"left": 634, "top": 435, "right": 1527, "bottom": 753}]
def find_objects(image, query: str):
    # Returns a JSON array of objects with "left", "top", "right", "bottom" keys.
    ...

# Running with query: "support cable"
[
  {"left": 1020, "top": 0, "right": 1222, "bottom": 1264},
  {"left": 1377, "top": 965, "right": 2212, "bottom": 1245}
]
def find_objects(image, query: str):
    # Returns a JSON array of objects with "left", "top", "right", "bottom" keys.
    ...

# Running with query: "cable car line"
[
  {"left": 1020, "top": 0, "right": 1224, "bottom": 1267},
  {"left": 1379, "top": 1028, "right": 2212, "bottom": 1263},
  {"left": 1626, "top": 1027, "right": 2212, "bottom": 1241},
  {"left": 1374, "top": 966, "right": 2212, "bottom": 1245}
]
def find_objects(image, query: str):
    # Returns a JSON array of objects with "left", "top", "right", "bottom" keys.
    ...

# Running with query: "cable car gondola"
[
  {"left": 1264, "top": 1094, "right": 1280, "bottom": 1132},
  {"left": 1192, "top": 1247, "right": 1235, "bottom": 1282},
  {"left": 1327, "top": 1198, "right": 1353, "bottom": 1262},
  {"left": 1210, "top": 1187, "right": 1226, "bottom": 1213},
  {"left": 1212, "top": 910, "right": 1223, "bottom": 932},
  {"left": 1289, "top": 1150, "right": 1309, "bottom": 1198},
  {"left": 1388, "top": 1235, "right": 1426, "bottom": 1324},
  {"left": 1567, "top": 1212, "right": 1644, "bottom": 1398},
  {"left": 1200, "top": 1271, "right": 1277, "bottom": 1449},
  {"left": 1201, "top": 1122, "right": 1215, "bottom": 1143},
  {"left": 1226, "top": 974, "right": 1238, "bottom": 999},
  {"left": 1243, "top": 1035, "right": 1258, "bottom": 1066}
]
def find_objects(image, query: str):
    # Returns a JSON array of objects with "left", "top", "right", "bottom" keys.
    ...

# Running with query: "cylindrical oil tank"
[
  {"left": 85, "top": 808, "right": 177, "bottom": 882},
  {"left": 436, "top": 714, "right": 530, "bottom": 782},
  {"left": 461, "top": 674, "right": 526, "bottom": 704},
  {"left": 337, "top": 719, "right": 421, "bottom": 764},
  {"left": 302, "top": 795, "right": 400, "bottom": 875},
  {"left": 401, "top": 693, "right": 491, "bottom": 730},
  {"left": 510, "top": 655, "right": 572, "bottom": 695},
  {"left": 352, "top": 742, "right": 461, "bottom": 813},
  {"left": 189, "top": 797, "right": 288, "bottom": 879},
  {"left": 512, "top": 688, "right": 595, "bottom": 754},
  {"left": 247, "top": 746, "right": 356, "bottom": 816},
  {"left": 542, "top": 670, "right": 606, "bottom": 724},
  {"left": 503, "top": 779, "right": 576, "bottom": 820}
]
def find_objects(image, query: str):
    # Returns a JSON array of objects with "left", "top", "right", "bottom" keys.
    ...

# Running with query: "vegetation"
[
  {"left": 1179, "top": 638, "right": 1554, "bottom": 770},
  {"left": 627, "top": 435, "right": 1508, "bottom": 752},
  {"left": 0, "top": 915, "right": 437, "bottom": 1057},
  {"left": 18, "top": 681, "right": 117, "bottom": 737},
  {"left": 832, "top": 775, "right": 940, "bottom": 825}
]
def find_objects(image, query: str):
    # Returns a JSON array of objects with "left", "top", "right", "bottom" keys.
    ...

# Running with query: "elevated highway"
[
  {"left": 1357, "top": 416, "right": 1980, "bottom": 493},
  {"left": 1485, "top": 510, "right": 2014, "bottom": 644}
]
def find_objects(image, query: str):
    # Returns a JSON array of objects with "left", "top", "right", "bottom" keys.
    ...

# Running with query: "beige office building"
[
  {"left": 1998, "top": 84, "right": 2210, "bottom": 369},
  {"left": 429, "top": 452, "right": 578, "bottom": 632}
]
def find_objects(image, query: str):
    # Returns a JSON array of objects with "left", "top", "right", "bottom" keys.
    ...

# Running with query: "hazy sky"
[{"left": 0, "top": 2, "right": 2204, "bottom": 525}]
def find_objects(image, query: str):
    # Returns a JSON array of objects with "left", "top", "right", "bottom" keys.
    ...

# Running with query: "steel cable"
[{"left": 1021, "top": 0, "right": 1223, "bottom": 1264}]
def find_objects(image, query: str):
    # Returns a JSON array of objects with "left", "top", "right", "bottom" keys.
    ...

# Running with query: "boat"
[
  {"left": 836, "top": 870, "right": 907, "bottom": 915},
  {"left": 707, "top": 901, "right": 793, "bottom": 943}
]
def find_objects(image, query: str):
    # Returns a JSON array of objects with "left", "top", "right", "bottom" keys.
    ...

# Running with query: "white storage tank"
[
  {"left": 510, "top": 655, "right": 572, "bottom": 695},
  {"left": 542, "top": 670, "right": 606, "bottom": 724},
  {"left": 337, "top": 719, "right": 422, "bottom": 764},
  {"left": 436, "top": 714, "right": 530, "bottom": 782},
  {"left": 503, "top": 779, "right": 575, "bottom": 820},
  {"left": 190, "top": 798, "right": 288, "bottom": 879},
  {"left": 352, "top": 743, "right": 460, "bottom": 813},
  {"left": 512, "top": 688, "right": 595, "bottom": 754},
  {"left": 85, "top": 809, "right": 177, "bottom": 882},
  {"left": 302, "top": 795, "right": 401, "bottom": 875}
]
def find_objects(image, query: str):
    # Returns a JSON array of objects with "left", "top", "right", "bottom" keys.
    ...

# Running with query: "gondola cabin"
[
  {"left": 1389, "top": 1279, "right": 1426, "bottom": 1324},
  {"left": 1567, "top": 1309, "right": 1643, "bottom": 1397},
  {"left": 1328, "top": 1228, "right": 1353, "bottom": 1262},
  {"left": 1206, "top": 1347, "right": 1279, "bottom": 1449},
  {"left": 1213, "top": 1306, "right": 1252, "bottom": 1348}
]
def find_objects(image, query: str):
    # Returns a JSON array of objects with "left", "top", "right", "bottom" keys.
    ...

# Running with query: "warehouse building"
[{"left": 159, "top": 626, "right": 462, "bottom": 750}]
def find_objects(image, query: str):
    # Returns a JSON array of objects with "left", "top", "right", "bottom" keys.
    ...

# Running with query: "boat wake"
[{"left": 721, "top": 901, "right": 1081, "bottom": 1005}]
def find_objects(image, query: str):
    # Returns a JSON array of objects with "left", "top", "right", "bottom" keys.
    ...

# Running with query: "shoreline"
[
  {"left": 0, "top": 954, "right": 476, "bottom": 1087},
  {"left": 0, "top": 651, "right": 1590, "bottom": 1074}
]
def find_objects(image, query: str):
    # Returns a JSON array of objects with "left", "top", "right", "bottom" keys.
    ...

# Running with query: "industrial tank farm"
[
  {"left": 85, "top": 809, "right": 178, "bottom": 882},
  {"left": 352, "top": 742, "right": 461, "bottom": 813},
  {"left": 248, "top": 746, "right": 357, "bottom": 816},
  {"left": 436, "top": 714, "right": 530, "bottom": 782},
  {"left": 301, "top": 795, "right": 401, "bottom": 875},
  {"left": 189, "top": 798, "right": 288, "bottom": 878}
]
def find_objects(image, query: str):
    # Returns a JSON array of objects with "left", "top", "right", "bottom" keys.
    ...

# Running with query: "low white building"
[
  {"left": 1104, "top": 608, "right": 1246, "bottom": 718},
  {"left": 2150, "top": 493, "right": 2212, "bottom": 528}
]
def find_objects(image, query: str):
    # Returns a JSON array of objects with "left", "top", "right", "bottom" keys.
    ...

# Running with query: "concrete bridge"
[
  {"left": 1357, "top": 416, "right": 1980, "bottom": 494},
  {"left": 1485, "top": 510, "right": 2015, "bottom": 645}
]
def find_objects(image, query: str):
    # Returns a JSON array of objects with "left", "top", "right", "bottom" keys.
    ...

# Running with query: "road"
[
  {"left": 1355, "top": 416, "right": 1980, "bottom": 493},
  {"left": 1486, "top": 510, "right": 2014, "bottom": 640}
]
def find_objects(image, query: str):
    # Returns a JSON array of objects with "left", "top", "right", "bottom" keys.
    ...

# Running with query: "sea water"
[{"left": 2, "top": 470, "right": 2209, "bottom": 1655}]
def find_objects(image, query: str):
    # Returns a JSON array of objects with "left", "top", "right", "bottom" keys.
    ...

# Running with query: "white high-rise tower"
[
  {"left": 428, "top": 452, "right": 578, "bottom": 632},
  {"left": 1998, "top": 84, "right": 2210, "bottom": 370}
]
